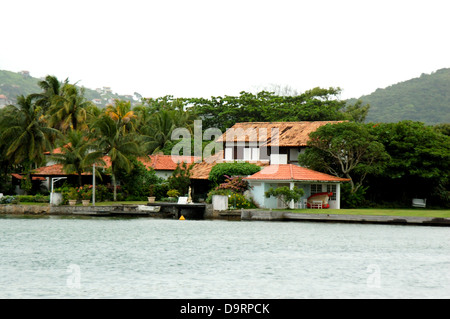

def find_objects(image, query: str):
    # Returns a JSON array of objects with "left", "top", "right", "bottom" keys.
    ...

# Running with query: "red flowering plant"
[
  {"left": 77, "top": 185, "right": 93, "bottom": 200},
  {"left": 215, "top": 176, "right": 251, "bottom": 194}
]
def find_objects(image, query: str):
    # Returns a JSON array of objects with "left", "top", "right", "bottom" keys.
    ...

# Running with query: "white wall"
[
  {"left": 155, "top": 170, "right": 173, "bottom": 180},
  {"left": 249, "top": 181, "right": 342, "bottom": 209}
]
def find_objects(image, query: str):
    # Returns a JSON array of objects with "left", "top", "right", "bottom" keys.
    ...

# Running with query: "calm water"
[{"left": 0, "top": 215, "right": 449, "bottom": 299}]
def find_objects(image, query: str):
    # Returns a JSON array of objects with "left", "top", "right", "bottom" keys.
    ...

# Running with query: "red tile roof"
[
  {"left": 244, "top": 164, "right": 350, "bottom": 182},
  {"left": 32, "top": 164, "right": 93, "bottom": 176},
  {"left": 217, "top": 121, "right": 344, "bottom": 147},
  {"left": 11, "top": 173, "right": 45, "bottom": 181},
  {"left": 146, "top": 155, "right": 200, "bottom": 171},
  {"left": 32, "top": 155, "right": 199, "bottom": 176}
]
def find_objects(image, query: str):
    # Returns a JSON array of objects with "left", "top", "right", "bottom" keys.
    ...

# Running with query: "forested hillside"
[
  {"left": 351, "top": 68, "right": 450, "bottom": 124},
  {"left": 0, "top": 69, "right": 136, "bottom": 107}
]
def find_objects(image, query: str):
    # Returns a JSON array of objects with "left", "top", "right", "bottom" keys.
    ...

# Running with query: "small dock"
[
  {"left": 51, "top": 202, "right": 207, "bottom": 219},
  {"left": 146, "top": 202, "right": 206, "bottom": 219}
]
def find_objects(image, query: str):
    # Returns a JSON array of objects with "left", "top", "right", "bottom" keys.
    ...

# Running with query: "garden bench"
[{"left": 412, "top": 198, "right": 426, "bottom": 208}]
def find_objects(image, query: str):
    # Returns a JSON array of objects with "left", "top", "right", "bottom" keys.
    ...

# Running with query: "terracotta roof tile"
[
  {"left": 32, "top": 164, "right": 93, "bottom": 176},
  {"left": 32, "top": 155, "right": 199, "bottom": 177},
  {"left": 11, "top": 173, "right": 45, "bottom": 181},
  {"left": 189, "top": 151, "right": 270, "bottom": 180},
  {"left": 216, "top": 121, "right": 344, "bottom": 146},
  {"left": 146, "top": 155, "right": 200, "bottom": 171},
  {"left": 244, "top": 164, "right": 350, "bottom": 182}
]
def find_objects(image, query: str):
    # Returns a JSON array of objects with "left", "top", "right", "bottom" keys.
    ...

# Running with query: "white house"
[
  {"left": 146, "top": 155, "right": 200, "bottom": 180},
  {"left": 244, "top": 164, "right": 350, "bottom": 209}
]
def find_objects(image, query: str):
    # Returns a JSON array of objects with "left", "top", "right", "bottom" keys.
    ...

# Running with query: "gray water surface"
[{"left": 0, "top": 215, "right": 449, "bottom": 298}]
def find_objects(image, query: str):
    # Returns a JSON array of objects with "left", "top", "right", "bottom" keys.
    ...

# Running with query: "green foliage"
[
  {"left": 167, "top": 189, "right": 180, "bottom": 198},
  {"left": 215, "top": 176, "right": 251, "bottom": 194},
  {"left": 208, "top": 162, "right": 261, "bottom": 185},
  {"left": 67, "top": 187, "right": 79, "bottom": 200},
  {"left": 16, "top": 194, "right": 50, "bottom": 203},
  {"left": 50, "top": 129, "right": 105, "bottom": 186},
  {"left": 77, "top": 185, "right": 93, "bottom": 200},
  {"left": 367, "top": 121, "right": 450, "bottom": 206},
  {"left": 299, "top": 122, "right": 390, "bottom": 193},
  {"left": 340, "top": 183, "right": 369, "bottom": 208},
  {"left": 228, "top": 193, "right": 256, "bottom": 209},
  {"left": 349, "top": 68, "right": 450, "bottom": 124},
  {"left": 264, "top": 186, "right": 304, "bottom": 209},
  {"left": 0, "top": 70, "right": 135, "bottom": 108},
  {"left": 168, "top": 162, "right": 193, "bottom": 195},
  {"left": 116, "top": 159, "right": 162, "bottom": 199},
  {"left": 0, "top": 195, "right": 19, "bottom": 205},
  {"left": 372, "top": 121, "right": 450, "bottom": 181},
  {"left": 92, "top": 115, "right": 142, "bottom": 200},
  {"left": 190, "top": 88, "right": 349, "bottom": 132}
]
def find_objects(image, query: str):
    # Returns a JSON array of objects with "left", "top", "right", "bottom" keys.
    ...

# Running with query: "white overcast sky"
[{"left": 1, "top": 0, "right": 449, "bottom": 99}]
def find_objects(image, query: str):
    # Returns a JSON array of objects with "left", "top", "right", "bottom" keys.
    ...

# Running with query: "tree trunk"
[
  {"left": 112, "top": 173, "right": 117, "bottom": 201},
  {"left": 78, "top": 173, "right": 82, "bottom": 187}
]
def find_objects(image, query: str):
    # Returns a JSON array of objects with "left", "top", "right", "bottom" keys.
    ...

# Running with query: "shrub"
[
  {"left": 265, "top": 186, "right": 304, "bottom": 209},
  {"left": 216, "top": 176, "right": 251, "bottom": 194},
  {"left": 341, "top": 183, "right": 369, "bottom": 208},
  {"left": 16, "top": 195, "right": 50, "bottom": 203},
  {"left": 228, "top": 193, "right": 256, "bottom": 209},
  {"left": 153, "top": 183, "right": 169, "bottom": 201},
  {"left": 76, "top": 185, "right": 93, "bottom": 200},
  {"left": 67, "top": 188, "right": 79, "bottom": 200},
  {"left": 0, "top": 196, "right": 19, "bottom": 205},
  {"left": 208, "top": 162, "right": 261, "bottom": 185},
  {"left": 168, "top": 162, "right": 193, "bottom": 195},
  {"left": 167, "top": 189, "right": 180, "bottom": 198}
]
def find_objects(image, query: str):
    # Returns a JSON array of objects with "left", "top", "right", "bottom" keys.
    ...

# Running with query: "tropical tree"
[
  {"left": 189, "top": 88, "right": 349, "bottom": 132},
  {"left": 32, "top": 75, "right": 67, "bottom": 112},
  {"left": 134, "top": 96, "right": 196, "bottom": 155},
  {"left": 370, "top": 121, "right": 450, "bottom": 205},
  {"left": 141, "top": 109, "right": 177, "bottom": 154},
  {"left": 50, "top": 130, "right": 105, "bottom": 186},
  {"left": 48, "top": 84, "right": 92, "bottom": 132},
  {"left": 167, "top": 162, "right": 194, "bottom": 196},
  {"left": 105, "top": 99, "right": 137, "bottom": 133},
  {"left": 92, "top": 115, "right": 142, "bottom": 201},
  {"left": 0, "top": 94, "right": 59, "bottom": 190},
  {"left": 299, "top": 122, "right": 390, "bottom": 194},
  {"left": 265, "top": 186, "right": 304, "bottom": 209}
]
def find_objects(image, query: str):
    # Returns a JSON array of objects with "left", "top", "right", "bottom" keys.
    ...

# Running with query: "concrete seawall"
[
  {"left": 1, "top": 205, "right": 449, "bottom": 226},
  {"left": 241, "top": 210, "right": 450, "bottom": 227}
]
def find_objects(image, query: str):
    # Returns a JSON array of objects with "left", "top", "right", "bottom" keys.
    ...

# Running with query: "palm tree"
[
  {"left": 92, "top": 115, "right": 141, "bottom": 201},
  {"left": 144, "top": 109, "right": 176, "bottom": 154},
  {"left": 50, "top": 130, "right": 105, "bottom": 186},
  {"left": 105, "top": 99, "right": 137, "bottom": 133},
  {"left": 0, "top": 95, "right": 59, "bottom": 190},
  {"left": 32, "top": 75, "right": 68, "bottom": 112},
  {"left": 48, "top": 84, "right": 92, "bottom": 132}
]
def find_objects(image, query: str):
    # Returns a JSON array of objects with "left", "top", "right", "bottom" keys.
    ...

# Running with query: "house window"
[
  {"left": 311, "top": 184, "right": 322, "bottom": 195},
  {"left": 326, "top": 184, "right": 337, "bottom": 200}
]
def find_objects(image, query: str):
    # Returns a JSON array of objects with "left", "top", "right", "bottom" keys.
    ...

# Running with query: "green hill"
[
  {"left": 0, "top": 69, "right": 136, "bottom": 107},
  {"left": 349, "top": 68, "right": 450, "bottom": 124}
]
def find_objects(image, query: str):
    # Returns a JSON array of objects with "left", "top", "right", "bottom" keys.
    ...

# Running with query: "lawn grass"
[{"left": 288, "top": 208, "right": 450, "bottom": 218}]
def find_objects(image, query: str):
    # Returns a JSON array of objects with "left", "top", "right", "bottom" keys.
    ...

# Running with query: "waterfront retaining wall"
[
  {"left": 1, "top": 205, "right": 449, "bottom": 226},
  {"left": 241, "top": 210, "right": 450, "bottom": 226}
]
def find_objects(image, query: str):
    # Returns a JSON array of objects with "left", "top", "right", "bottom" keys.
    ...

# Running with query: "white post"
[
  {"left": 289, "top": 182, "right": 295, "bottom": 209},
  {"left": 336, "top": 183, "right": 341, "bottom": 209},
  {"left": 92, "top": 164, "right": 96, "bottom": 206},
  {"left": 50, "top": 177, "right": 67, "bottom": 205},
  {"left": 50, "top": 177, "right": 54, "bottom": 204}
]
